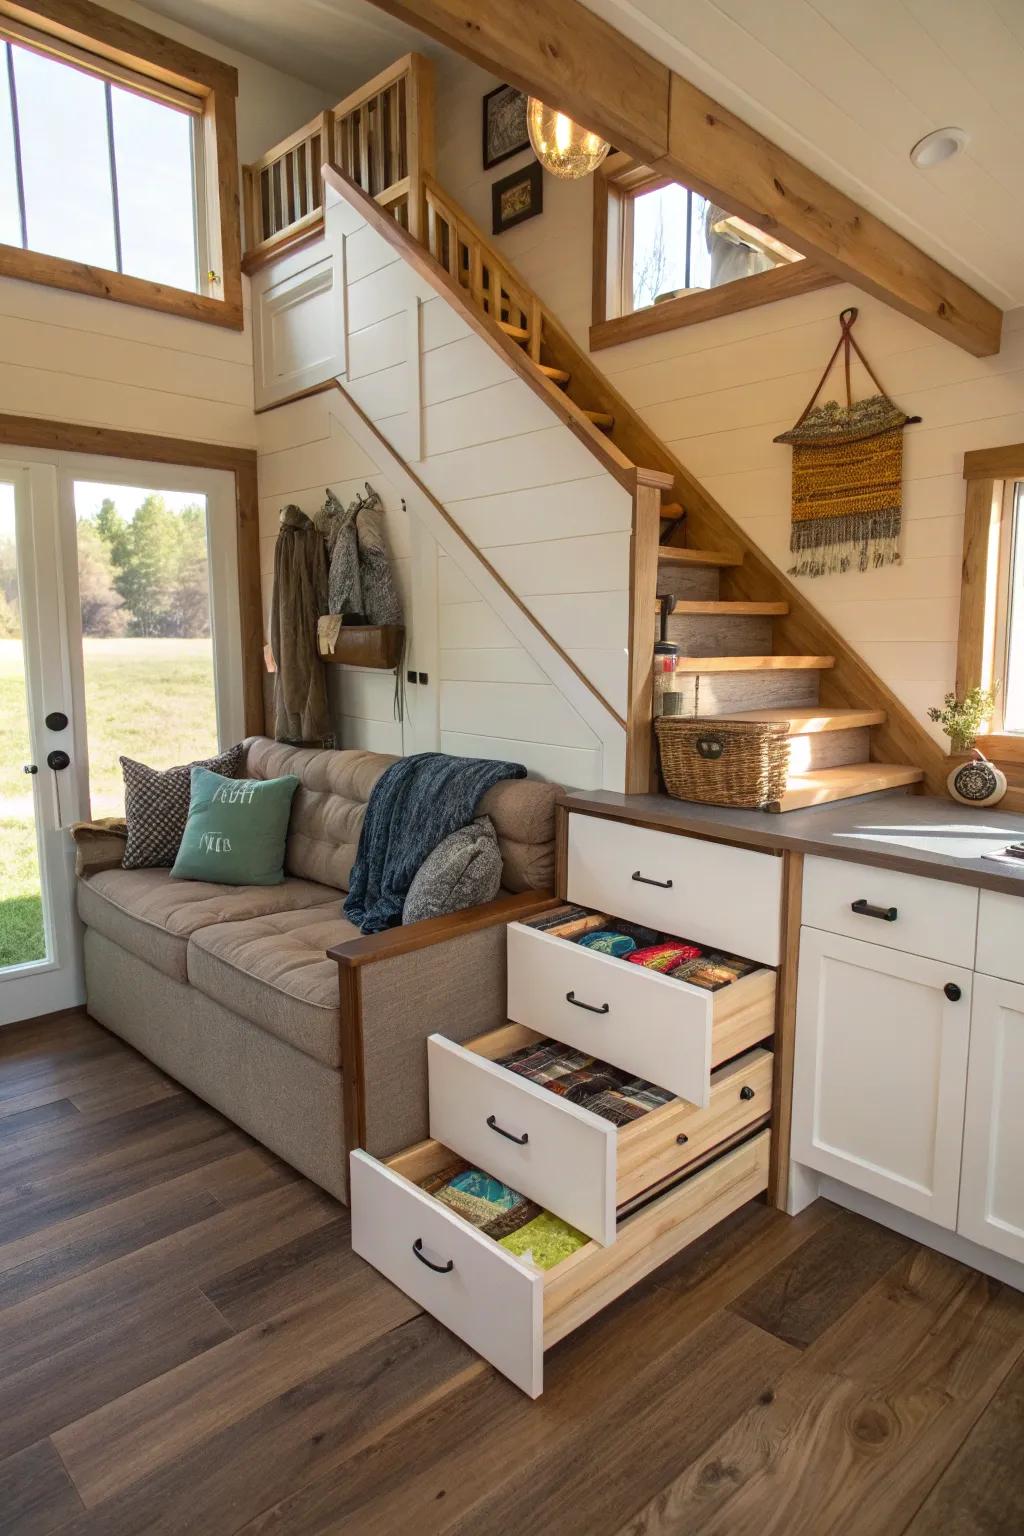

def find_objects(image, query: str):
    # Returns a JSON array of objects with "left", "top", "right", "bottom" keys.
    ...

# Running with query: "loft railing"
[
  {"left": 423, "top": 176, "right": 541, "bottom": 364},
  {"left": 242, "top": 54, "right": 435, "bottom": 267}
]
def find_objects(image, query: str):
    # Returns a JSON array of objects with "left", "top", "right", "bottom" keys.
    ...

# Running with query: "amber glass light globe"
[{"left": 526, "top": 98, "right": 610, "bottom": 180}]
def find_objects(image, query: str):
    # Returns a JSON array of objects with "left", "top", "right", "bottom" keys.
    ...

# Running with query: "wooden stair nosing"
[
  {"left": 657, "top": 546, "right": 741, "bottom": 570},
  {"left": 770, "top": 762, "right": 924, "bottom": 813},
  {"left": 717, "top": 706, "right": 886, "bottom": 735},
  {"left": 499, "top": 320, "right": 530, "bottom": 343},
  {"left": 658, "top": 600, "right": 788, "bottom": 617},
  {"left": 674, "top": 654, "right": 835, "bottom": 674},
  {"left": 536, "top": 363, "right": 570, "bottom": 386},
  {"left": 584, "top": 409, "right": 614, "bottom": 431}
]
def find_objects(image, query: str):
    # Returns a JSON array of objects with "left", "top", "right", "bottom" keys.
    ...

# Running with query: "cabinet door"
[
  {"left": 958, "top": 974, "right": 1024, "bottom": 1263},
  {"left": 792, "top": 928, "right": 971, "bottom": 1227}
]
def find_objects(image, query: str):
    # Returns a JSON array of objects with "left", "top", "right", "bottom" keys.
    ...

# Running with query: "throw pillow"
[
  {"left": 402, "top": 815, "right": 502, "bottom": 924},
  {"left": 120, "top": 745, "right": 243, "bottom": 870},
  {"left": 171, "top": 767, "right": 299, "bottom": 885}
]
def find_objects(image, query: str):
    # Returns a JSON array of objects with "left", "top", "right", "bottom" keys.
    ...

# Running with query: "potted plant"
[{"left": 927, "top": 685, "right": 999, "bottom": 753}]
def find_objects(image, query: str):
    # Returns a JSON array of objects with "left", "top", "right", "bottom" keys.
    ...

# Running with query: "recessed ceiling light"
[{"left": 909, "top": 127, "right": 969, "bottom": 168}]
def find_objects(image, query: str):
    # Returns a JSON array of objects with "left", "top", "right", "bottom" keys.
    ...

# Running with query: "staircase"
[{"left": 418, "top": 174, "right": 926, "bottom": 812}]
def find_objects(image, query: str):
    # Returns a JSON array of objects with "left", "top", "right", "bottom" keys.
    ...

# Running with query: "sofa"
[{"left": 77, "top": 737, "right": 559, "bottom": 1201}]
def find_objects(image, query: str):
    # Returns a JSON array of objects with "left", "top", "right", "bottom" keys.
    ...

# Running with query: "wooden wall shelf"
[{"left": 319, "top": 623, "right": 405, "bottom": 669}]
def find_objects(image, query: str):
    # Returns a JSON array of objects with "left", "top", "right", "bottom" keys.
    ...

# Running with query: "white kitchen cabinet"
[
  {"left": 791, "top": 927, "right": 972, "bottom": 1228},
  {"left": 958, "top": 973, "right": 1024, "bottom": 1264}
]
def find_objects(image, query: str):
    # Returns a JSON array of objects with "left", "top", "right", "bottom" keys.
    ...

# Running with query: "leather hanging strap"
[{"left": 791, "top": 307, "right": 914, "bottom": 430}]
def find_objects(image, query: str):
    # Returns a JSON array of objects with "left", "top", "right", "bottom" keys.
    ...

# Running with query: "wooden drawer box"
[
  {"left": 566, "top": 812, "right": 783, "bottom": 967},
  {"left": 802, "top": 854, "right": 979, "bottom": 968},
  {"left": 506, "top": 913, "right": 776, "bottom": 1107},
  {"left": 428, "top": 1024, "right": 772, "bottom": 1243},
  {"left": 350, "top": 1128, "right": 771, "bottom": 1398}
]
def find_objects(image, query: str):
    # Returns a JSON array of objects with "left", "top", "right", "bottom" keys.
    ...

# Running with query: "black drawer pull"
[
  {"left": 632, "top": 870, "right": 673, "bottom": 889},
  {"left": 740, "top": 1085, "right": 755, "bottom": 1101},
  {"left": 944, "top": 982, "right": 962, "bottom": 1002},
  {"left": 566, "top": 991, "right": 610, "bottom": 1015},
  {"left": 851, "top": 899, "right": 897, "bottom": 922},
  {"left": 487, "top": 1114, "right": 528, "bottom": 1146},
  {"left": 412, "top": 1237, "right": 453, "bottom": 1274}
]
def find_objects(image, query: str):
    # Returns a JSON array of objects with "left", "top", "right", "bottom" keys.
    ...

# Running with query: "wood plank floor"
[{"left": 2, "top": 1010, "right": 1023, "bottom": 1536}]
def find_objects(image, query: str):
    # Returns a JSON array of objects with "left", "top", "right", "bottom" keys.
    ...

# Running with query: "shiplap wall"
[
  {"left": 0, "top": 0, "right": 329, "bottom": 451},
  {"left": 435, "top": 52, "right": 1024, "bottom": 746}
]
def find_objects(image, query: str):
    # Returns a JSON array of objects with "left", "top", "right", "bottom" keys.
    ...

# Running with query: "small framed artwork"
[
  {"left": 492, "top": 162, "right": 543, "bottom": 236},
  {"left": 483, "top": 83, "right": 529, "bottom": 170}
]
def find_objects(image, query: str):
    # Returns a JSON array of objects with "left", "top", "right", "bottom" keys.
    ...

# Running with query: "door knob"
[
  {"left": 46, "top": 750, "right": 70, "bottom": 771},
  {"left": 944, "top": 982, "right": 962, "bottom": 1002}
]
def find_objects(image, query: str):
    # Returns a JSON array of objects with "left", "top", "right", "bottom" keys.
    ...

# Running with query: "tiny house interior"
[{"left": 2, "top": 0, "right": 1024, "bottom": 1529}]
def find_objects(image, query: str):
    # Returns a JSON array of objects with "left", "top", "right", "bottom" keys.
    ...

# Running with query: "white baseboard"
[{"left": 814, "top": 1173, "right": 1024, "bottom": 1293}]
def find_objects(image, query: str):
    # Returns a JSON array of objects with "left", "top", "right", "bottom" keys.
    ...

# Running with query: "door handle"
[
  {"left": 486, "top": 1114, "right": 529, "bottom": 1146},
  {"left": 566, "top": 991, "right": 610, "bottom": 1015},
  {"left": 851, "top": 898, "right": 897, "bottom": 922}
]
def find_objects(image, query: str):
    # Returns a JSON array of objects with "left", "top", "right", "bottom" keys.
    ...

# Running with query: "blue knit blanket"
[{"left": 343, "top": 752, "right": 527, "bottom": 933}]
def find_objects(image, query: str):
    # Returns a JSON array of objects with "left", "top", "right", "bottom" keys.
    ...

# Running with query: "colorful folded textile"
[
  {"left": 628, "top": 942, "right": 703, "bottom": 972},
  {"left": 497, "top": 1038, "right": 675, "bottom": 1126},
  {"left": 498, "top": 1210, "right": 589, "bottom": 1269},
  {"left": 419, "top": 1160, "right": 542, "bottom": 1241},
  {"left": 577, "top": 930, "right": 637, "bottom": 957},
  {"left": 670, "top": 952, "right": 758, "bottom": 990}
]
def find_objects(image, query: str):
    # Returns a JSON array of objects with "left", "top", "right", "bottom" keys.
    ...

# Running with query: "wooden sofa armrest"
[{"left": 327, "top": 890, "right": 557, "bottom": 968}]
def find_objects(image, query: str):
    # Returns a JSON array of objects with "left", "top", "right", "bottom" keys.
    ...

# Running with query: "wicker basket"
[{"left": 655, "top": 716, "right": 791, "bottom": 810}]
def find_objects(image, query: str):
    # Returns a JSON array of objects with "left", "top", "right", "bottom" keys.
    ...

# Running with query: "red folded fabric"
[{"left": 627, "top": 942, "right": 702, "bottom": 972}]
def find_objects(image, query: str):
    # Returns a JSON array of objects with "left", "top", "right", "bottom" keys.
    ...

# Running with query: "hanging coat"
[{"left": 270, "top": 504, "right": 330, "bottom": 744}]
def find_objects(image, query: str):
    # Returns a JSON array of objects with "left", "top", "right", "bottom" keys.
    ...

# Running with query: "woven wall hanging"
[{"left": 774, "top": 307, "right": 921, "bottom": 577}]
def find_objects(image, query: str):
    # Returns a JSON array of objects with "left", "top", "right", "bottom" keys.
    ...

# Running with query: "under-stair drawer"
[
  {"left": 506, "top": 918, "right": 776, "bottom": 1106},
  {"left": 566, "top": 812, "right": 783, "bottom": 966},
  {"left": 802, "top": 854, "right": 978, "bottom": 968},
  {"left": 350, "top": 1128, "right": 771, "bottom": 1398},
  {"left": 428, "top": 1027, "right": 773, "bottom": 1244}
]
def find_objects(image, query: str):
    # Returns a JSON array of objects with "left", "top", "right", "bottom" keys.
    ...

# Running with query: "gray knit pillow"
[
  {"left": 402, "top": 815, "right": 502, "bottom": 924},
  {"left": 120, "top": 745, "right": 244, "bottom": 869}
]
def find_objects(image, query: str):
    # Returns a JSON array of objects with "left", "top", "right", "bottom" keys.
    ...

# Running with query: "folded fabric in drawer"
[
  {"left": 417, "top": 1155, "right": 588, "bottom": 1268},
  {"left": 497, "top": 1037, "right": 676, "bottom": 1127}
]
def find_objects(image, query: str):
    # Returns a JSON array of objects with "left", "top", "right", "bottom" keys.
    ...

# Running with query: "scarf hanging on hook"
[{"left": 773, "top": 307, "right": 921, "bottom": 577}]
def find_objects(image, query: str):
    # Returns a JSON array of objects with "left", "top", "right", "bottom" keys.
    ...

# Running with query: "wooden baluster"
[
  {"left": 291, "top": 147, "right": 303, "bottom": 222},
  {"left": 373, "top": 92, "right": 387, "bottom": 195},
  {"left": 406, "top": 57, "right": 434, "bottom": 244},
  {"left": 271, "top": 159, "right": 283, "bottom": 236},
  {"left": 470, "top": 241, "right": 484, "bottom": 312},
  {"left": 359, "top": 103, "right": 371, "bottom": 192},
  {"left": 388, "top": 84, "right": 402, "bottom": 187},
  {"left": 528, "top": 296, "right": 542, "bottom": 362}
]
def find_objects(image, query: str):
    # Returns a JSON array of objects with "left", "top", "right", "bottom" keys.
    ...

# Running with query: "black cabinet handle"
[
  {"left": 412, "top": 1237, "right": 453, "bottom": 1274},
  {"left": 487, "top": 1114, "right": 528, "bottom": 1146},
  {"left": 632, "top": 870, "right": 673, "bottom": 889},
  {"left": 566, "top": 991, "right": 610, "bottom": 1015},
  {"left": 740, "top": 1085, "right": 755, "bottom": 1101},
  {"left": 851, "top": 899, "right": 897, "bottom": 922},
  {"left": 944, "top": 983, "right": 962, "bottom": 1002}
]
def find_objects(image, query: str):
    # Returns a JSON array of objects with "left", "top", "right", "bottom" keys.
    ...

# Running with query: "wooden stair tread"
[
  {"left": 657, "top": 546, "right": 741, "bottom": 569},
  {"left": 718, "top": 706, "right": 886, "bottom": 734},
  {"left": 584, "top": 409, "right": 614, "bottom": 430},
  {"left": 660, "top": 502, "right": 683, "bottom": 519},
  {"left": 659, "top": 600, "right": 788, "bottom": 617},
  {"left": 499, "top": 321, "right": 529, "bottom": 342},
  {"left": 674, "top": 654, "right": 835, "bottom": 673},
  {"left": 772, "top": 762, "right": 924, "bottom": 812},
  {"left": 536, "top": 363, "right": 570, "bottom": 385}
]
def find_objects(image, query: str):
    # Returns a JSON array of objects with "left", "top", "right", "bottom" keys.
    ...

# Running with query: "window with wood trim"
[
  {"left": 591, "top": 155, "right": 836, "bottom": 352},
  {"left": 957, "top": 445, "right": 1024, "bottom": 762},
  {"left": 0, "top": 0, "right": 241, "bottom": 329}
]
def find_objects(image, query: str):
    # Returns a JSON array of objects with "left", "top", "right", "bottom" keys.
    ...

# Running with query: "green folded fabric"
[
  {"left": 498, "top": 1210, "right": 589, "bottom": 1270},
  {"left": 170, "top": 767, "right": 299, "bottom": 885}
]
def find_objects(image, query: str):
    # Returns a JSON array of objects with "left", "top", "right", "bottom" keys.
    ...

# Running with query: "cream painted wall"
[
  {"left": 0, "top": 1, "right": 330, "bottom": 450},
  {"left": 434, "top": 51, "right": 1024, "bottom": 747}
]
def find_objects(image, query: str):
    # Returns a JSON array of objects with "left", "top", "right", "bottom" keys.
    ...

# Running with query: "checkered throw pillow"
[{"left": 120, "top": 745, "right": 244, "bottom": 870}]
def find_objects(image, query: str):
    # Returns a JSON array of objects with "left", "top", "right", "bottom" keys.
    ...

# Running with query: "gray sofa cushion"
[
  {"left": 120, "top": 744, "right": 244, "bottom": 869},
  {"left": 78, "top": 867, "right": 339, "bottom": 983},
  {"left": 403, "top": 816, "right": 502, "bottom": 924},
  {"left": 187, "top": 905, "right": 362, "bottom": 1066}
]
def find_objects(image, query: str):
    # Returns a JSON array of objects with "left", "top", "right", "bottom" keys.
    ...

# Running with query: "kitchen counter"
[{"left": 559, "top": 789, "right": 1024, "bottom": 897}]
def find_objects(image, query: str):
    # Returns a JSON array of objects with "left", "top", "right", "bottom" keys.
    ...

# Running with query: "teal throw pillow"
[{"left": 170, "top": 767, "right": 299, "bottom": 885}]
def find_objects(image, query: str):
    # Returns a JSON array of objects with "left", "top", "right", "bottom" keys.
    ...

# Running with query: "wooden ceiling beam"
[{"left": 365, "top": 0, "right": 1002, "bottom": 357}]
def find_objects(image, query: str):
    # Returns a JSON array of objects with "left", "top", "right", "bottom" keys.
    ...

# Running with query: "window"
[
  {"left": 592, "top": 157, "right": 835, "bottom": 351},
  {"left": 993, "top": 479, "right": 1024, "bottom": 736},
  {"left": 0, "top": 1, "right": 241, "bottom": 328}
]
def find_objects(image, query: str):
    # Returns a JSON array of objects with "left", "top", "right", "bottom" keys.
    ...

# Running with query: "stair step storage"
[{"left": 776, "top": 762, "right": 924, "bottom": 811}]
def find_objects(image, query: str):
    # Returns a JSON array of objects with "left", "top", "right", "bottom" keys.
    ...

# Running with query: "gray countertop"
[{"left": 559, "top": 789, "right": 1024, "bottom": 897}]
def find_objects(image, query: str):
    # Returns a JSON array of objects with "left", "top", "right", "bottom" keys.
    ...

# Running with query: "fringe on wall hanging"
[{"left": 773, "top": 307, "right": 921, "bottom": 577}]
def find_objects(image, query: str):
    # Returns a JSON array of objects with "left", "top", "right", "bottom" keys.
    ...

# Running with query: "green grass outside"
[{"left": 1, "top": 637, "right": 217, "bottom": 969}]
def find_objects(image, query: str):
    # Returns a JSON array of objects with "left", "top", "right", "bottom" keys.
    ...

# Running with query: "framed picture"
[
  {"left": 483, "top": 83, "right": 529, "bottom": 170},
  {"left": 492, "top": 162, "right": 543, "bottom": 235}
]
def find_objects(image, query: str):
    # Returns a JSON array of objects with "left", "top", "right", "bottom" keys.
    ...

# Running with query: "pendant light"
[{"left": 526, "top": 98, "right": 610, "bottom": 180}]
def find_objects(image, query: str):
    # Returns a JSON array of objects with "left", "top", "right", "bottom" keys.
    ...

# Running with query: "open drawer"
[
  {"left": 350, "top": 1128, "right": 771, "bottom": 1398},
  {"left": 507, "top": 910, "right": 776, "bottom": 1106},
  {"left": 428, "top": 1024, "right": 772, "bottom": 1244}
]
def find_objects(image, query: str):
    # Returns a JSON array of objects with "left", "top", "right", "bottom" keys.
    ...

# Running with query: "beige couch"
[{"left": 78, "top": 737, "right": 559, "bottom": 1200}]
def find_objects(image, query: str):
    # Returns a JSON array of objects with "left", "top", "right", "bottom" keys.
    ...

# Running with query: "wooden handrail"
[{"left": 242, "top": 53, "right": 435, "bottom": 266}]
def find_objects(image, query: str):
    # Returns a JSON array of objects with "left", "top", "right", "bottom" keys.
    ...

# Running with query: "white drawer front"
[
  {"left": 976, "top": 889, "right": 1024, "bottom": 984},
  {"left": 566, "top": 813, "right": 782, "bottom": 966},
  {"left": 802, "top": 854, "right": 978, "bottom": 967},
  {"left": 507, "top": 921, "right": 713, "bottom": 1105},
  {"left": 350, "top": 1149, "right": 545, "bottom": 1398},
  {"left": 428, "top": 1035, "right": 617, "bottom": 1245}
]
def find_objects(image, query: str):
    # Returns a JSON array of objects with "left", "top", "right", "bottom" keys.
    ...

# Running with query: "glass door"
[{"left": 0, "top": 461, "right": 81, "bottom": 1023}]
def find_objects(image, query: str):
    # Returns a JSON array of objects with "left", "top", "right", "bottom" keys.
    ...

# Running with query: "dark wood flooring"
[{"left": 1, "top": 1010, "right": 1023, "bottom": 1536}]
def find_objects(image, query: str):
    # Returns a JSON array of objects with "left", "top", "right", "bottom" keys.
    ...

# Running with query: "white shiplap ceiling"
[{"left": 146, "top": 0, "right": 1024, "bottom": 308}]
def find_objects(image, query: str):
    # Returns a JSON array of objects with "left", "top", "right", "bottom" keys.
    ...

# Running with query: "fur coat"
[{"left": 270, "top": 505, "right": 330, "bottom": 743}]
